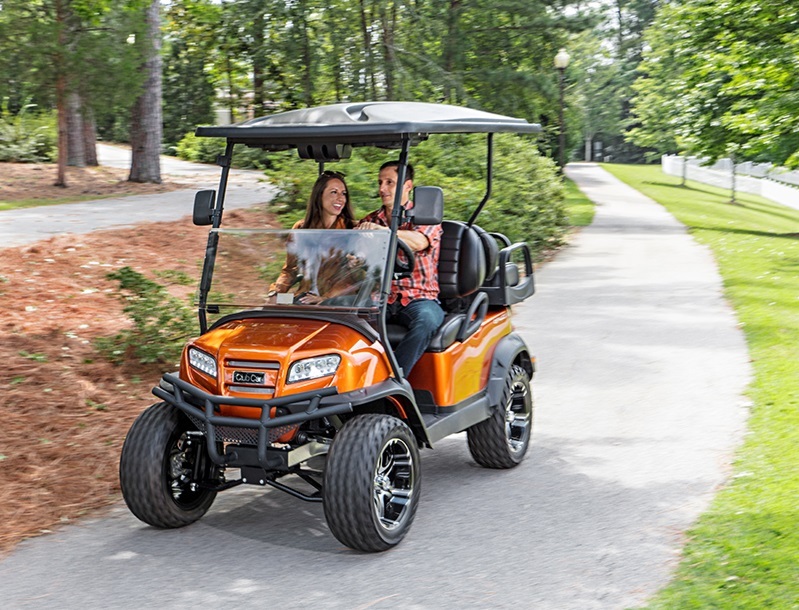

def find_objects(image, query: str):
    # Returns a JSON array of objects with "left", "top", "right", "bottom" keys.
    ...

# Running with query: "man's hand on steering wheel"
[{"left": 395, "top": 238, "right": 415, "bottom": 276}]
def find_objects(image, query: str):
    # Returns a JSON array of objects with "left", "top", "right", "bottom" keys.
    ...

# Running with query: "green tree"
[
  {"left": 162, "top": 0, "right": 220, "bottom": 148},
  {"left": 560, "top": 1, "right": 660, "bottom": 163},
  {"left": 629, "top": 0, "right": 799, "bottom": 167},
  {"left": 0, "top": 0, "right": 146, "bottom": 183},
  {"left": 129, "top": 0, "right": 163, "bottom": 183}
]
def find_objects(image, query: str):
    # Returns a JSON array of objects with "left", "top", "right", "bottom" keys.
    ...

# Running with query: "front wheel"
[
  {"left": 323, "top": 414, "right": 421, "bottom": 552},
  {"left": 119, "top": 402, "right": 219, "bottom": 528},
  {"left": 467, "top": 364, "right": 533, "bottom": 468}
]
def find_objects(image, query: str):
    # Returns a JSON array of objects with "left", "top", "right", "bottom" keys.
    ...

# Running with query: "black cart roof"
[{"left": 195, "top": 101, "right": 540, "bottom": 150}]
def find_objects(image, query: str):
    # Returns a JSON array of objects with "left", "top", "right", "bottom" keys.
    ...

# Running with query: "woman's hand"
[
  {"left": 297, "top": 292, "right": 323, "bottom": 304},
  {"left": 346, "top": 254, "right": 364, "bottom": 269},
  {"left": 356, "top": 221, "right": 387, "bottom": 231}
]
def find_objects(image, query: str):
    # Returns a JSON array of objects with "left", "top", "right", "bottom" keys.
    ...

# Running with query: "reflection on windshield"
[{"left": 204, "top": 229, "right": 390, "bottom": 311}]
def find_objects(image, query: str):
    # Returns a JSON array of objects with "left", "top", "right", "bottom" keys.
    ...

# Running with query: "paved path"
[
  {"left": 0, "top": 144, "right": 276, "bottom": 248},
  {"left": 0, "top": 163, "right": 751, "bottom": 609}
]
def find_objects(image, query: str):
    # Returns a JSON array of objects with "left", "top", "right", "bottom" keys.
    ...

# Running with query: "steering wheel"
[{"left": 394, "top": 239, "right": 416, "bottom": 276}]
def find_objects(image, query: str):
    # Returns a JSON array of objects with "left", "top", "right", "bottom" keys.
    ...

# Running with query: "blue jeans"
[{"left": 388, "top": 299, "right": 445, "bottom": 376}]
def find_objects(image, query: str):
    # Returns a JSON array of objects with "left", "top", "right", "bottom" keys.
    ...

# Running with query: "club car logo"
[{"left": 233, "top": 371, "right": 265, "bottom": 385}]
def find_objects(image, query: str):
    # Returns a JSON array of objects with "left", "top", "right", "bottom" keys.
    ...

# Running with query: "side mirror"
[
  {"left": 409, "top": 186, "right": 443, "bottom": 225},
  {"left": 193, "top": 189, "right": 216, "bottom": 226}
]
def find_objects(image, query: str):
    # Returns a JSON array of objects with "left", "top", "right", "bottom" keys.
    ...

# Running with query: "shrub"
[
  {"left": 174, "top": 131, "right": 272, "bottom": 169},
  {"left": 0, "top": 103, "right": 57, "bottom": 163},
  {"left": 266, "top": 133, "right": 567, "bottom": 259},
  {"left": 413, "top": 133, "right": 568, "bottom": 253},
  {"left": 96, "top": 267, "right": 197, "bottom": 366},
  {"left": 174, "top": 132, "right": 225, "bottom": 164}
]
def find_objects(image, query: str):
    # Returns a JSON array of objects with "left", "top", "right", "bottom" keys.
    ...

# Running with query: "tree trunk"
[
  {"left": 83, "top": 105, "right": 98, "bottom": 166},
  {"left": 380, "top": 2, "right": 398, "bottom": 100},
  {"left": 298, "top": 0, "right": 314, "bottom": 106},
  {"left": 66, "top": 91, "right": 86, "bottom": 167},
  {"left": 358, "top": 0, "right": 376, "bottom": 100},
  {"left": 332, "top": 40, "right": 343, "bottom": 101},
  {"left": 226, "top": 55, "right": 237, "bottom": 122},
  {"left": 54, "top": 0, "right": 68, "bottom": 187},
  {"left": 444, "top": 0, "right": 462, "bottom": 103},
  {"left": 251, "top": 9, "right": 265, "bottom": 115},
  {"left": 329, "top": 5, "right": 343, "bottom": 103},
  {"left": 129, "top": 0, "right": 162, "bottom": 184}
]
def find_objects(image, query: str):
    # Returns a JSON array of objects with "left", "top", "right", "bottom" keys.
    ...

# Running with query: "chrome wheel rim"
[
  {"left": 505, "top": 380, "right": 531, "bottom": 456},
  {"left": 372, "top": 438, "right": 415, "bottom": 531}
]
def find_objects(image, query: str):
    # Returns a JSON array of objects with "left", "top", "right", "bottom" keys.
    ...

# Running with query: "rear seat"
[
  {"left": 387, "top": 203, "right": 534, "bottom": 352},
  {"left": 387, "top": 220, "right": 489, "bottom": 351}
]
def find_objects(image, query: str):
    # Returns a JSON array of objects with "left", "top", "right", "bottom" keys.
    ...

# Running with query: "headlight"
[
  {"left": 188, "top": 347, "right": 217, "bottom": 378},
  {"left": 287, "top": 354, "right": 341, "bottom": 384}
]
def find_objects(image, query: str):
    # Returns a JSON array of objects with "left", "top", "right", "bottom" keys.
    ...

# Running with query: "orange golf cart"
[{"left": 119, "top": 101, "right": 537, "bottom": 552}]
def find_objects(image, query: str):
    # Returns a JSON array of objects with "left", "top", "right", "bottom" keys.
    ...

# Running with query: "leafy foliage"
[
  {"left": 162, "top": 38, "right": 215, "bottom": 150},
  {"left": 267, "top": 134, "right": 568, "bottom": 259},
  {"left": 0, "top": 0, "right": 148, "bottom": 146},
  {"left": 414, "top": 134, "right": 568, "bottom": 252},
  {"left": 161, "top": 0, "right": 220, "bottom": 150},
  {"left": 0, "top": 103, "right": 57, "bottom": 162},
  {"left": 157, "top": 0, "right": 593, "bottom": 161},
  {"left": 96, "top": 266, "right": 196, "bottom": 366},
  {"left": 0, "top": 0, "right": 609, "bottom": 169},
  {"left": 174, "top": 131, "right": 271, "bottom": 169},
  {"left": 174, "top": 132, "right": 226, "bottom": 164},
  {"left": 629, "top": 0, "right": 799, "bottom": 165}
]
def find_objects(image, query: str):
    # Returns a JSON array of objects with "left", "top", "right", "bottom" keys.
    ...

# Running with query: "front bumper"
[{"left": 152, "top": 373, "right": 353, "bottom": 470}]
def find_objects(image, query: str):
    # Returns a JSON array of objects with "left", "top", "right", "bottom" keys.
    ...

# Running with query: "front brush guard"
[{"left": 152, "top": 373, "right": 353, "bottom": 470}]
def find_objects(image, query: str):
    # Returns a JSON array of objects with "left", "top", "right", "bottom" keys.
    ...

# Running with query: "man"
[{"left": 357, "top": 161, "right": 445, "bottom": 376}]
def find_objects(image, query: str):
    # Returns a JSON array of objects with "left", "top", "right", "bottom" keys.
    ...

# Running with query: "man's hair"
[{"left": 380, "top": 160, "right": 414, "bottom": 183}]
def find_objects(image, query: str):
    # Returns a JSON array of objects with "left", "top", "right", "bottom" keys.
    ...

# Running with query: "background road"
[
  {"left": 0, "top": 144, "right": 276, "bottom": 248},
  {"left": 0, "top": 162, "right": 751, "bottom": 609}
]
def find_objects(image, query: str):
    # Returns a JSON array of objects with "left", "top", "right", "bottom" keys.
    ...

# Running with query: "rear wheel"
[
  {"left": 467, "top": 364, "right": 532, "bottom": 468},
  {"left": 323, "top": 414, "right": 421, "bottom": 552},
  {"left": 120, "top": 402, "right": 219, "bottom": 528}
]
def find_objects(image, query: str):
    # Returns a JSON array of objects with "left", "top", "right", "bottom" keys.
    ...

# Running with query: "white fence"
[{"left": 661, "top": 155, "right": 799, "bottom": 211}]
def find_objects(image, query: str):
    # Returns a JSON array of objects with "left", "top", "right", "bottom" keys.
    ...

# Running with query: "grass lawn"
[
  {"left": 602, "top": 164, "right": 799, "bottom": 609},
  {"left": 564, "top": 176, "right": 595, "bottom": 227}
]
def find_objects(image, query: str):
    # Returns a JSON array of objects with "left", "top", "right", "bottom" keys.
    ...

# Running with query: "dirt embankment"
[{"left": 0, "top": 162, "right": 277, "bottom": 554}]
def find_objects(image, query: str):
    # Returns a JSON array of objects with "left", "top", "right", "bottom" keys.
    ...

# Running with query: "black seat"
[
  {"left": 438, "top": 220, "right": 487, "bottom": 299},
  {"left": 387, "top": 220, "right": 490, "bottom": 352},
  {"left": 471, "top": 224, "right": 500, "bottom": 283},
  {"left": 433, "top": 220, "right": 491, "bottom": 350}
]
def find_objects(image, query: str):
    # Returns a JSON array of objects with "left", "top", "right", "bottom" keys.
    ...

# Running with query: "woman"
[
  {"left": 295, "top": 170, "right": 355, "bottom": 231},
  {"left": 268, "top": 171, "right": 356, "bottom": 302}
]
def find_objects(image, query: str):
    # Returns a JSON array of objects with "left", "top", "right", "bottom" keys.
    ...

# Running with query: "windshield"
[{"left": 202, "top": 228, "right": 390, "bottom": 313}]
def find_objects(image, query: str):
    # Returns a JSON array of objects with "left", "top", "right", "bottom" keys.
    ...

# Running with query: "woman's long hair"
[{"left": 301, "top": 171, "right": 355, "bottom": 229}]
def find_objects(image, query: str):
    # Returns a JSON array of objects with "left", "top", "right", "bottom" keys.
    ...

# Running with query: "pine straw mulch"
[
  {"left": 0, "top": 202, "right": 278, "bottom": 556},
  {"left": 0, "top": 163, "right": 185, "bottom": 202}
]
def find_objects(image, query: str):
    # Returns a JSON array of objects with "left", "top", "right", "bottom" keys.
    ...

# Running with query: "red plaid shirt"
[{"left": 359, "top": 205, "right": 441, "bottom": 306}]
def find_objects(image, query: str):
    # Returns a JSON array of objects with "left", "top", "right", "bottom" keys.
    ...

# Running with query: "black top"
[{"left": 195, "top": 101, "right": 540, "bottom": 149}]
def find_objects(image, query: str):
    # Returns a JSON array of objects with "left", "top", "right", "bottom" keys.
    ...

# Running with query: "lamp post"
[{"left": 554, "top": 48, "right": 570, "bottom": 172}]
